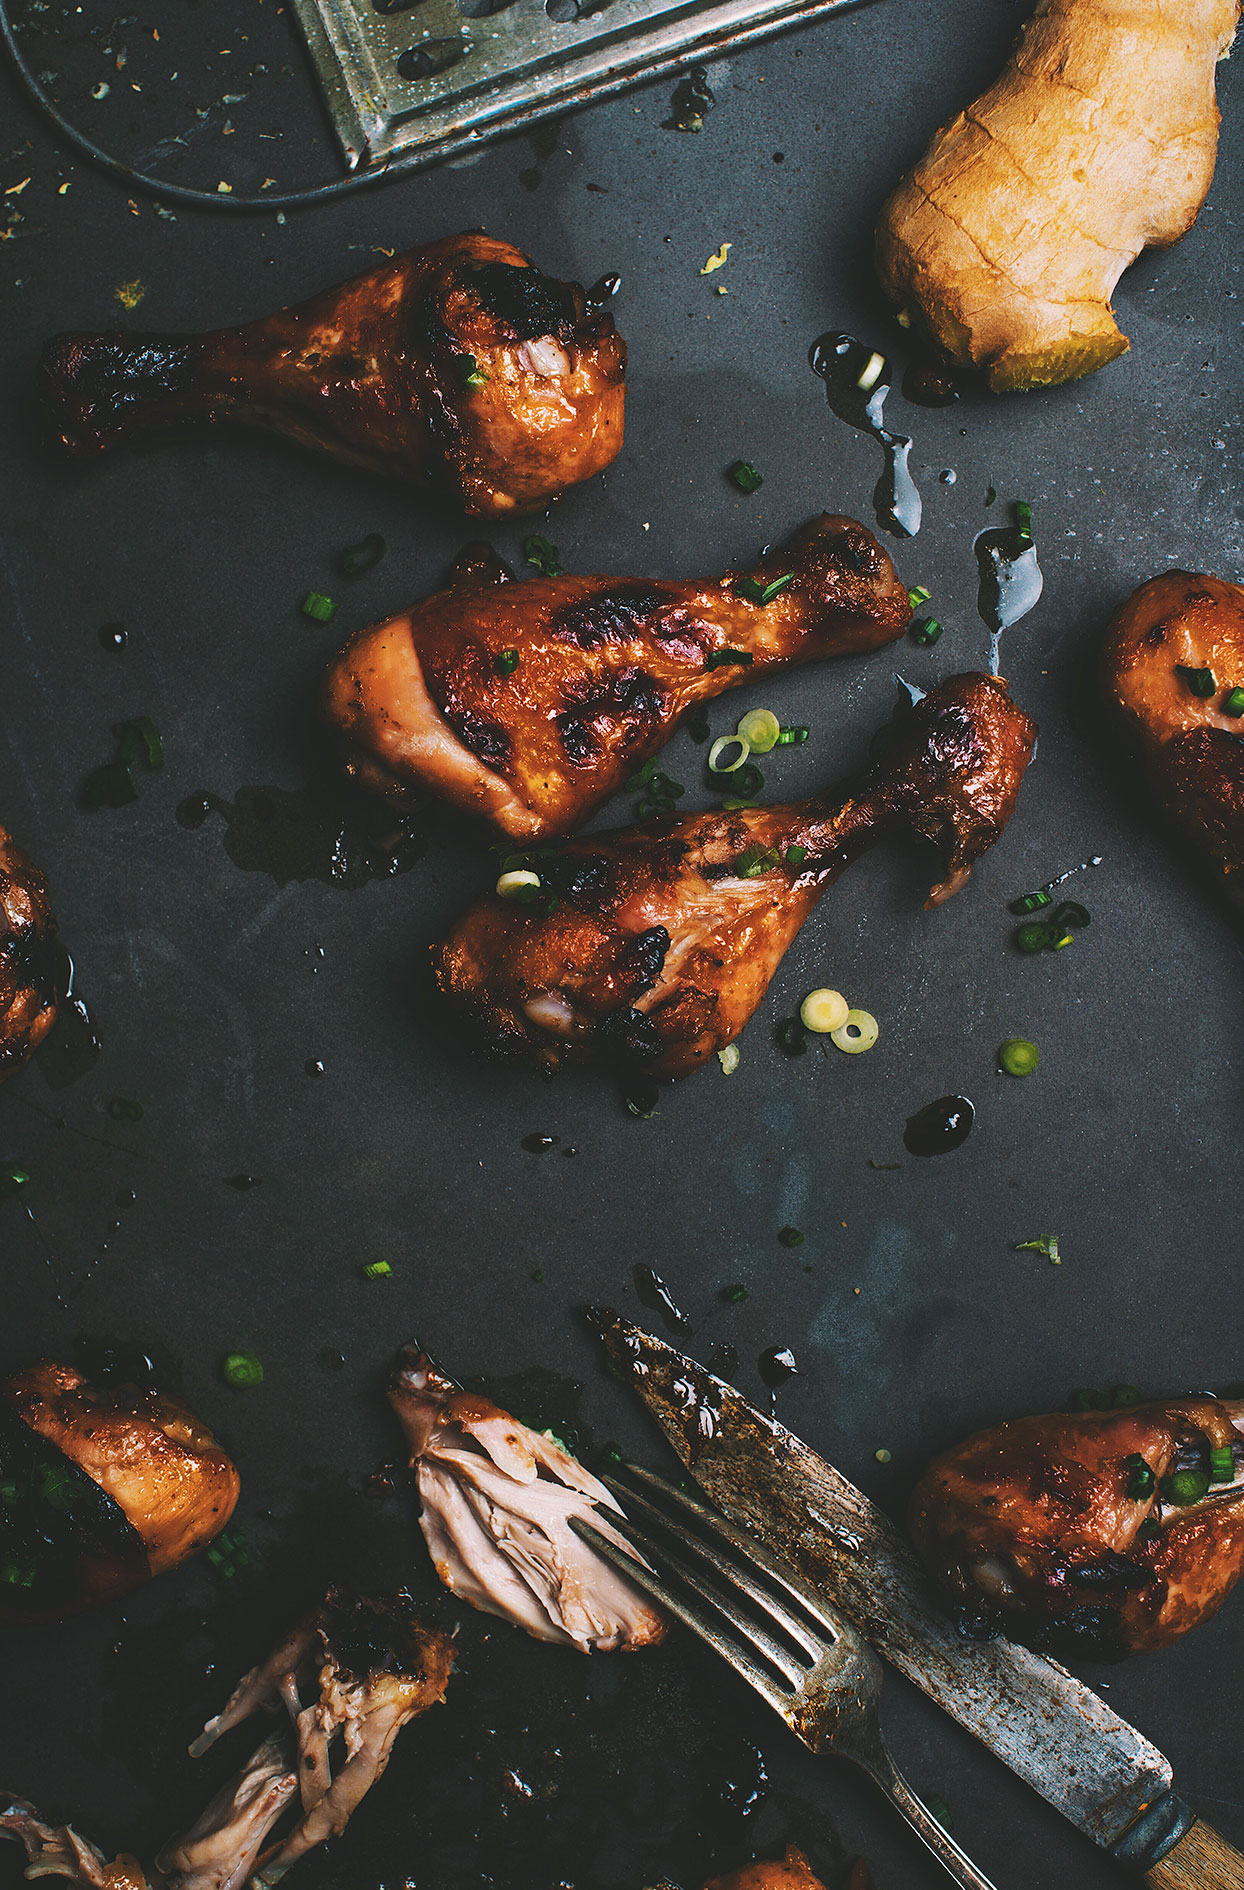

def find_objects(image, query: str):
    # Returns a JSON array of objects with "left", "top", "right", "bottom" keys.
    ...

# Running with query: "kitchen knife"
[{"left": 592, "top": 1310, "right": 1244, "bottom": 1888}]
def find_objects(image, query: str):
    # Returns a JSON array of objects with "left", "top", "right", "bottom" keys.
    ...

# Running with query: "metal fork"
[{"left": 572, "top": 1463, "right": 999, "bottom": 1890}]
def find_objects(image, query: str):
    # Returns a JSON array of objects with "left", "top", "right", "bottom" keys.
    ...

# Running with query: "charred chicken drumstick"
[
  {"left": 1, "top": 1592, "right": 454, "bottom": 1890},
  {"left": 434, "top": 673, "right": 1035, "bottom": 1078},
  {"left": 39, "top": 234, "right": 625, "bottom": 517},
  {"left": 0, "top": 1359, "right": 239, "bottom": 1623},
  {"left": 1102, "top": 570, "right": 1244, "bottom": 911},
  {"left": 0, "top": 824, "right": 57, "bottom": 1083},
  {"left": 325, "top": 515, "right": 912, "bottom": 841},
  {"left": 909, "top": 1393, "right": 1244, "bottom": 1659}
]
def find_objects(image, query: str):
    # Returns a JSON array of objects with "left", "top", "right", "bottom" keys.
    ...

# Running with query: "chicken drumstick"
[
  {"left": 39, "top": 234, "right": 626, "bottom": 517},
  {"left": 434, "top": 673, "right": 1035, "bottom": 1078},
  {"left": 0, "top": 823, "right": 57, "bottom": 1084},
  {"left": 325, "top": 515, "right": 912, "bottom": 840},
  {"left": 910, "top": 1393, "right": 1244, "bottom": 1658}
]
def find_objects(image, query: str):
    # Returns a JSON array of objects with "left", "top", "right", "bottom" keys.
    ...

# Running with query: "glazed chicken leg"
[
  {"left": 0, "top": 824, "right": 57, "bottom": 1083},
  {"left": 910, "top": 1393, "right": 1244, "bottom": 1659},
  {"left": 434, "top": 673, "right": 1035, "bottom": 1077},
  {"left": 39, "top": 234, "right": 625, "bottom": 517},
  {"left": 1, "top": 1593, "right": 454, "bottom": 1890},
  {"left": 1103, "top": 570, "right": 1244, "bottom": 911},
  {"left": 325, "top": 515, "right": 912, "bottom": 840}
]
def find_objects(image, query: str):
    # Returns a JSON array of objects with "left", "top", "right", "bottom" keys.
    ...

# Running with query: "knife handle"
[{"left": 1146, "top": 1821, "right": 1244, "bottom": 1889}]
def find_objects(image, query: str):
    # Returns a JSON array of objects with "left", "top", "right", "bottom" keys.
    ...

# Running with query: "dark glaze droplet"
[
  {"left": 521, "top": 1133, "right": 559, "bottom": 1152},
  {"left": 903, "top": 1094, "right": 975, "bottom": 1157},
  {"left": 810, "top": 332, "right": 922, "bottom": 537},
  {"left": 901, "top": 357, "right": 959, "bottom": 407},
  {"left": 35, "top": 949, "right": 102, "bottom": 1090},
  {"left": 561, "top": 1145, "right": 579, "bottom": 1157},
  {"left": 705, "top": 1342, "right": 740, "bottom": 1382},
  {"left": 624, "top": 1081, "right": 660, "bottom": 1119},
  {"left": 632, "top": 1264, "right": 691, "bottom": 1334},
  {"left": 176, "top": 782, "right": 425, "bottom": 888},
  {"left": 98, "top": 622, "right": 128, "bottom": 651},
  {"left": 305, "top": 1059, "right": 325, "bottom": 1078},
  {"left": 758, "top": 1345, "right": 799, "bottom": 1391},
  {"left": 74, "top": 1336, "right": 160, "bottom": 1392}
]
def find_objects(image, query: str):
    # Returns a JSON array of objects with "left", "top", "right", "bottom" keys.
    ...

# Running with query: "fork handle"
[{"left": 859, "top": 1749, "right": 1000, "bottom": 1890}]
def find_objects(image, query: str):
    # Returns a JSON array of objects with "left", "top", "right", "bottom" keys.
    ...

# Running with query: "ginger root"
[{"left": 875, "top": 0, "right": 1239, "bottom": 392}]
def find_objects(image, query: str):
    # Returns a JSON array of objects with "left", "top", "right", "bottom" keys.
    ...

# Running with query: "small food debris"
[
  {"left": 716, "top": 1044, "right": 740, "bottom": 1074},
  {"left": 90, "top": 81, "right": 110, "bottom": 99},
  {"left": 666, "top": 65, "right": 715, "bottom": 133},
  {"left": 114, "top": 278, "right": 145, "bottom": 310},
  {"left": 4, "top": 178, "right": 30, "bottom": 196},
  {"left": 57, "top": 182, "right": 70, "bottom": 195},
  {"left": 1015, "top": 1234, "right": 1061, "bottom": 1264},
  {"left": 217, "top": 181, "right": 232, "bottom": 194},
  {"left": 700, "top": 241, "right": 731, "bottom": 276},
  {"left": 874, "top": 1448, "right": 892, "bottom": 1464}
]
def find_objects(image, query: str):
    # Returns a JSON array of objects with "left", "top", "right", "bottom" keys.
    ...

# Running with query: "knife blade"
[{"left": 592, "top": 1310, "right": 1191, "bottom": 1867}]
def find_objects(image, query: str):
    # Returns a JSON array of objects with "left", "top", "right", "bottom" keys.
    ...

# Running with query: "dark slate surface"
[{"left": 1, "top": 1, "right": 1242, "bottom": 1885}]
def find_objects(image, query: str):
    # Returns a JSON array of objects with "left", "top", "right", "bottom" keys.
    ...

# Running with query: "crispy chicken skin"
[
  {"left": 0, "top": 1361, "right": 239, "bottom": 1621},
  {"left": 388, "top": 1348, "right": 666, "bottom": 1652},
  {"left": 909, "top": 1395, "right": 1244, "bottom": 1660},
  {"left": 38, "top": 234, "right": 625, "bottom": 517},
  {"left": 1, "top": 1594, "right": 453, "bottom": 1890},
  {"left": 0, "top": 824, "right": 57, "bottom": 1083},
  {"left": 703, "top": 1848, "right": 833, "bottom": 1890},
  {"left": 433, "top": 674, "right": 1035, "bottom": 1078},
  {"left": 1102, "top": 570, "right": 1244, "bottom": 909},
  {"left": 324, "top": 516, "right": 912, "bottom": 840}
]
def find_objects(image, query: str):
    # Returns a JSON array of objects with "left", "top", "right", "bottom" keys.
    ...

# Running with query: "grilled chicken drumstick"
[
  {"left": 0, "top": 824, "right": 57, "bottom": 1083},
  {"left": 910, "top": 1393, "right": 1244, "bottom": 1659},
  {"left": 325, "top": 515, "right": 912, "bottom": 840},
  {"left": 434, "top": 673, "right": 1035, "bottom": 1077},
  {"left": 39, "top": 234, "right": 625, "bottom": 517},
  {"left": 1103, "top": 570, "right": 1244, "bottom": 911},
  {"left": 1, "top": 1593, "right": 454, "bottom": 1890},
  {"left": 0, "top": 1359, "right": 239, "bottom": 1623}
]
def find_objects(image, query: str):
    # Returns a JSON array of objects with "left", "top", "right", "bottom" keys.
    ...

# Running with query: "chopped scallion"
[
  {"left": 221, "top": 1351, "right": 264, "bottom": 1388},
  {"left": 708, "top": 734, "right": 751, "bottom": 774},
  {"left": 1210, "top": 1445, "right": 1236, "bottom": 1482},
  {"left": 731, "top": 761, "right": 765, "bottom": 799},
  {"left": 686, "top": 705, "right": 711, "bottom": 742},
  {"left": 998, "top": 1038, "right": 1039, "bottom": 1077},
  {"left": 1051, "top": 900, "right": 1091, "bottom": 929},
  {"left": 800, "top": 988, "right": 849, "bottom": 1034},
  {"left": 459, "top": 354, "right": 490, "bottom": 387},
  {"left": 301, "top": 591, "right": 337, "bottom": 623},
  {"left": 778, "top": 1225, "right": 804, "bottom": 1247},
  {"left": 523, "top": 534, "right": 564, "bottom": 578},
  {"left": 736, "top": 709, "right": 780, "bottom": 754},
  {"left": 911, "top": 616, "right": 943, "bottom": 647},
  {"left": 706, "top": 647, "right": 754, "bottom": 669},
  {"left": 1175, "top": 663, "right": 1216, "bottom": 698},
  {"left": 776, "top": 725, "right": 809, "bottom": 745},
  {"left": 1162, "top": 1467, "right": 1210, "bottom": 1507},
  {"left": 1223, "top": 687, "right": 1244, "bottom": 718},
  {"left": 1124, "top": 1453, "right": 1155, "bottom": 1500},
  {"left": 0, "top": 1165, "right": 30, "bottom": 1201},
  {"left": 774, "top": 1017, "right": 807, "bottom": 1056},
  {"left": 784, "top": 843, "right": 808, "bottom": 867},
  {"left": 721, "top": 1282, "right": 749, "bottom": 1302},
  {"left": 717, "top": 1044, "right": 740, "bottom": 1075},
  {"left": 1015, "top": 1235, "right": 1060, "bottom": 1262},
  {"left": 361, "top": 1260, "right": 393, "bottom": 1280},
  {"left": 1014, "top": 920, "right": 1052, "bottom": 953},
  {"left": 728, "top": 460, "right": 763, "bottom": 493},
  {"left": 735, "top": 842, "right": 780, "bottom": 878},
  {"left": 908, "top": 585, "right": 932, "bottom": 608},
  {"left": 1009, "top": 889, "right": 1053, "bottom": 915},
  {"left": 340, "top": 532, "right": 386, "bottom": 576},
  {"left": 495, "top": 648, "right": 520, "bottom": 676},
  {"left": 115, "top": 716, "right": 163, "bottom": 770},
  {"left": 107, "top": 1097, "right": 144, "bottom": 1122},
  {"left": 82, "top": 761, "right": 138, "bottom": 808},
  {"left": 497, "top": 869, "right": 542, "bottom": 899},
  {"left": 1014, "top": 500, "right": 1033, "bottom": 546},
  {"left": 830, "top": 1008, "right": 879, "bottom": 1054}
]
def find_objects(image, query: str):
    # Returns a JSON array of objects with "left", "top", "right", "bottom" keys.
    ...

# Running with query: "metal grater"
[{"left": 289, "top": 0, "right": 864, "bottom": 173}]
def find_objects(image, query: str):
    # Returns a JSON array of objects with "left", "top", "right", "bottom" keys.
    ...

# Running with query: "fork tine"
[
  {"left": 602, "top": 1476, "right": 825, "bottom": 1664},
  {"left": 604, "top": 1463, "right": 850, "bottom": 1644},
  {"left": 570, "top": 1516, "right": 801, "bottom": 1715}
]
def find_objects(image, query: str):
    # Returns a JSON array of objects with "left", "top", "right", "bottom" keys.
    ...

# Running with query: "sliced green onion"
[
  {"left": 1210, "top": 1445, "right": 1236, "bottom": 1482},
  {"left": 831, "top": 1008, "right": 878, "bottom": 1054},
  {"left": 732, "top": 762, "right": 765, "bottom": 799},
  {"left": 908, "top": 585, "right": 932, "bottom": 608},
  {"left": 495, "top": 648, "right": 520, "bottom": 676},
  {"left": 736, "top": 709, "right": 781, "bottom": 754},
  {"left": 107, "top": 1096, "right": 144, "bottom": 1121},
  {"left": 735, "top": 574, "right": 794, "bottom": 605},
  {"left": 1113, "top": 1384, "right": 1141, "bottom": 1407},
  {"left": 708, "top": 734, "right": 751, "bottom": 774},
  {"left": 760, "top": 573, "right": 795, "bottom": 604},
  {"left": 1049, "top": 928, "right": 1075, "bottom": 951},
  {"left": 1162, "top": 1467, "right": 1210, "bottom": 1507},
  {"left": 115, "top": 716, "right": 164, "bottom": 770},
  {"left": 1014, "top": 920, "right": 1051, "bottom": 953},
  {"left": 706, "top": 647, "right": 754, "bottom": 670},
  {"left": 717, "top": 1043, "right": 740, "bottom": 1075},
  {"left": 800, "top": 988, "right": 849, "bottom": 1034},
  {"left": 784, "top": 844, "right": 808, "bottom": 868},
  {"left": 83, "top": 761, "right": 138, "bottom": 808},
  {"left": 1223, "top": 688, "right": 1244, "bottom": 718},
  {"left": 735, "top": 843, "right": 781, "bottom": 878},
  {"left": 0, "top": 1165, "right": 31, "bottom": 1200},
  {"left": 776, "top": 726, "right": 809, "bottom": 745},
  {"left": 874, "top": 1448, "right": 892, "bottom": 1464},
  {"left": 775, "top": 1017, "right": 807, "bottom": 1056},
  {"left": 1014, "top": 500, "right": 1033, "bottom": 545},
  {"left": 340, "top": 532, "right": 386, "bottom": 576},
  {"left": 1051, "top": 900, "right": 1090, "bottom": 929},
  {"left": 1015, "top": 1235, "right": 1060, "bottom": 1262},
  {"left": 778, "top": 1225, "right": 804, "bottom": 1248},
  {"left": 721, "top": 1282, "right": 749, "bottom": 1302},
  {"left": 1009, "top": 889, "right": 1053, "bottom": 915},
  {"left": 911, "top": 616, "right": 943, "bottom": 648},
  {"left": 524, "top": 534, "right": 564, "bottom": 578},
  {"left": 1124, "top": 1454, "right": 1155, "bottom": 1500},
  {"left": 530, "top": 1268, "right": 545, "bottom": 1282},
  {"left": 855, "top": 350, "right": 886, "bottom": 391},
  {"left": 686, "top": 705, "right": 711, "bottom": 742},
  {"left": 301, "top": 591, "right": 337, "bottom": 623},
  {"left": 221, "top": 1351, "right": 264, "bottom": 1388},
  {"left": 459, "top": 354, "right": 489, "bottom": 387},
  {"left": 497, "top": 869, "right": 542, "bottom": 899},
  {"left": 361, "top": 1260, "right": 393, "bottom": 1280},
  {"left": 728, "top": 460, "right": 763, "bottom": 493},
  {"left": 1175, "top": 663, "right": 1216, "bottom": 698},
  {"left": 998, "top": 1038, "right": 1039, "bottom": 1077}
]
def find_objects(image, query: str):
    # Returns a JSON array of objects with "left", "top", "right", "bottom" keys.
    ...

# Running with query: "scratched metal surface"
[{"left": 0, "top": 2, "right": 1242, "bottom": 1887}]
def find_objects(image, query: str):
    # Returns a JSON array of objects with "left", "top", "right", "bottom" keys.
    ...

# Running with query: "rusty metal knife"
[{"left": 591, "top": 1310, "right": 1203, "bottom": 1875}]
